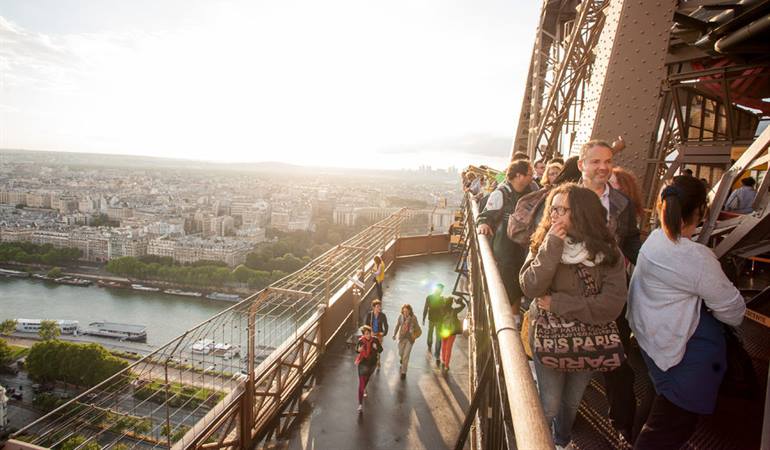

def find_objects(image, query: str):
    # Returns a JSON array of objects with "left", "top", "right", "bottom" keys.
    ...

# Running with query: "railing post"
[{"left": 241, "top": 301, "right": 257, "bottom": 449}]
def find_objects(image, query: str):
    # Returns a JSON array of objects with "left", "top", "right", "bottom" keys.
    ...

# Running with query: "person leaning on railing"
[
  {"left": 520, "top": 183, "right": 628, "bottom": 450},
  {"left": 476, "top": 159, "right": 535, "bottom": 316},
  {"left": 628, "top": 176, "right": 746, "bottom": 450}
]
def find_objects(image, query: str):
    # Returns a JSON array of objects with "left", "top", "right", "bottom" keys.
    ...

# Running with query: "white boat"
[
  {"left": 191, "top": 339, "right": 215, "bottom": 354},
  {"left": 15, "top": 319, "right": 79, "bottom": 334},
  {"left": 206, "top": 292, "right": 241, "bottom": 302},
  {"left": 82, "top": 321, "right": 147, "bottom": 342},
  {"left": 0, "top": 269, "right": 30, "bottom": 278},
  {"left": 131, "top": 284, "right": 160, "bottom": 292},
  {"left": 163, "top": 289, "right": 203, "bottom": 297}
]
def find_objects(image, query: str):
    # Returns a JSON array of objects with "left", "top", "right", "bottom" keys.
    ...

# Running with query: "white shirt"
[
  {"left": 599, "top": 183, "right": 610, "bottom": 221},
  {"left": 627, "top": 229, "right": 745, "bottom": 370}
]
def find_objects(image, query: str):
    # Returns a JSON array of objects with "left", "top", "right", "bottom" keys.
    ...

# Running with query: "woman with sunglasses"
[{"left": 520, "top": 183, "right": 628, "bottom": 449}]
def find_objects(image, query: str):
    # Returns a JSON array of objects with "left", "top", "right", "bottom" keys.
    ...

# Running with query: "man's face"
[
  {"left": 535, "top": 162, "right": 546, "bottom": 178},
  {"left": 579, "top": 145, "right": 613, "bottom": 187},
  {"left": 374, "top": 304, "right": 381, "bottom": 314},
  {"left": 511, "top": 167, "right": 534, "bottom": 192}
]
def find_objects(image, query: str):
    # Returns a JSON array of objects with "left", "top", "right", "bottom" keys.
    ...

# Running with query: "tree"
[
  {"left": 38, "top": 320, "right": 61, "bottom": 341},
  {"left": 0, "top": 319, "right": 17, "bottom": 335},
  {"left": 47, "top": 267, "right": 63, "bottom": 279},
  {"left": 0, "top": 338, "right": 13, "bottom": 367},
  {"left": 61, "top": 435, "right": 100, "bottom": 450}
]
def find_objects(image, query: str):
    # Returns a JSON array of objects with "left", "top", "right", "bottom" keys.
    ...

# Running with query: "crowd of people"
[
  {"left": 463, "top": 139, "right": 747, "bottom": 450},
  {"left": 354, "top": 265, "right": 467, "bottom": 413}
]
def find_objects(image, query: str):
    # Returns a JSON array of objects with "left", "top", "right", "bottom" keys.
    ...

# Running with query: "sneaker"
[{"left": 357, "top": 404, "right": 363, "bottom": 412}]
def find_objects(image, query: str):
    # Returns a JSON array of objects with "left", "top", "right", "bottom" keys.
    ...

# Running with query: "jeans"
[
  {"left": 358, "top": 375, "right": 370, "bottom": 404},
  {"left": 534, "top": 358, "right": 593, "bottom": 446},
  {"left": 426, "top": 321, "right": 441, "bottom": 360},
  {"left": 374, "top": 280, "right": 383, "bottom": 300}
]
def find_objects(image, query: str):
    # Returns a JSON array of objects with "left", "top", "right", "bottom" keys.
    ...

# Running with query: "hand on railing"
[{"left": 477, "top": 223, "right": 494, "bottom": 236}]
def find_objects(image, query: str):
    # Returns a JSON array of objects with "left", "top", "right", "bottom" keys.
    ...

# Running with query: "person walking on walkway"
[
  {"left": 578, "top": 139, "right": 643, "bottom": 441},
  {"left": 393, "top": 304, "right": 420, "bottom": 379},
  {"left": 628, "top": 176, "right": 746, "bottom": 450},
  {"left": 365, "top": 299, "right": 388, "bottom": 367},
  {"left": 423, "top": 283, "right": 446, "bottom": 367},
  {"left": 355, "top": 325, "right": 382, "bottom": 413},
  {"left": 520, "top": 183, "right": 628, "bottom": 449},
  {"left": 372, "top": 255, "right": 385, "bottom": 300},
  {"left": 439, "top": 296, "right": 466, "bottom": 371}
]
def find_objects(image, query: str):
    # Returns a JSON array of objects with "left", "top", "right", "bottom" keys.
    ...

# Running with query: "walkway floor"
[{"left": 281, "top": 254, "right": 470, "bottom": 450}]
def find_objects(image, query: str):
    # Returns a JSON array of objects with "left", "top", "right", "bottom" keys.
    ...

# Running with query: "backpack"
[{"left": 507, "top": 187, "right": 551, "bottom": 247}]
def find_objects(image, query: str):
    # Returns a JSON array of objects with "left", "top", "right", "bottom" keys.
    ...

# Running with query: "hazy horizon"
[{"left": 0, "top": 0, "right": 539, "bottom": 171}]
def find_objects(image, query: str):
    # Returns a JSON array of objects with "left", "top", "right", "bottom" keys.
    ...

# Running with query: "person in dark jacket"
[
  {"left": 355, "top": 325, "right": 382, "bottom": 413},
  {"left": 423, "top": 283, "right": 446, "bottom": 367},
  {"left": 364, "top": 299, "right": 388, "bottom": 367},
  {"left": 477, "top": 159, "right": 534, "bottom": 312},
  {"left": 439, "top": 296, "right": 466, "bottom": 371},
  {"left": 578, "top": 139, "right": 643, "bottom": 441}
]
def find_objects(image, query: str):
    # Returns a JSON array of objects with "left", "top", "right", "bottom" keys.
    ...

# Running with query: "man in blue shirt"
[{"left": 365, "top": 299, "right": 389, "bottom": 367}]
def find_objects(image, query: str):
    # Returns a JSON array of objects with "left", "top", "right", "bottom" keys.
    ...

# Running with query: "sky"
[{"left": 0, "top": 0, "right": 540, "bottom": 170}]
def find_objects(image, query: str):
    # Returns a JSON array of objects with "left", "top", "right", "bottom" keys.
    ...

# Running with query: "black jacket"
[
  {"left": 423, "top": 293, "right": 446, "bottom": 323},
  {"left": 365, "top": 311, "right": 389, "bottom": 336},
  {"left": 608, "top": 187, "right": 641, "bottom": 264}
]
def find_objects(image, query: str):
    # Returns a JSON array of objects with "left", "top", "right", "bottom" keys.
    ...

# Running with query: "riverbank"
[{"left": 0, "top": 261, "right": 254, "bottom": 299}]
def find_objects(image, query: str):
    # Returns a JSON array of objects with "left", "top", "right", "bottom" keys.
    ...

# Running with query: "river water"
[{"left": 0, "top": 277, "right": 233, "bottom": 348}]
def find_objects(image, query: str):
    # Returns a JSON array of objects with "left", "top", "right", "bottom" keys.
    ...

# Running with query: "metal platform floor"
[{"left": 280, "top": 254, "right": 470, "bottom": 450}]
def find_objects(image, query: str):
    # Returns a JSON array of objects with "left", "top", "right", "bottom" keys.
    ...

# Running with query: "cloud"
[{"left": 381, "top": 133, "right": 512, "bottom": 158}]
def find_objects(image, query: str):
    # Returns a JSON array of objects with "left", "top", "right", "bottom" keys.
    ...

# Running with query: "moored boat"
[
  {"left": 82, "top": 321, "right": 147, "bottom": 342},
  {"left": 0, "top": 268, "right": 30, "bottom": 278},
  {"left": 164, "top": 288, "right": 203, "bottom": 297},
  {"left": 206, "top": 292, "right": 241, "bottom": 302},
  {"left": 97, "top": 279, "right": 128, "bottom": 289},
  {"left": 131, "top": 284, "right": 160, "bottom": 292},
  {"left": 15, "top": 318, "right": 79, "bottom": 334},
  {"left": 54, "top": 276, "right": 92, "bottom": 286}
]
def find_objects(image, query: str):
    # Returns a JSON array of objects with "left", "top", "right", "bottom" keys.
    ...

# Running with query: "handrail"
[{"left": 469, "top": 196, "right": 554, "bottom": 450}]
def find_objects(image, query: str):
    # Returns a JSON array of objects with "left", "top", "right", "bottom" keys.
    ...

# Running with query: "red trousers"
[
  {"left": 358, "top": 375, "right": 370, "bottom": 403},
  {"left": 441, "top": 334, "right": 457, "bottom": 366}
]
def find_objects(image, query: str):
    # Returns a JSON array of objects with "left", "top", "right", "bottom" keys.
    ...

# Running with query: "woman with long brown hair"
[
  {"left": 521, "top": 183, "right": 628, "bottom": 449},
  {"left": 392, "top": 304, "right": 420, "bottom": 379},
  {"left": 610, "top": 167, "right": 644, "bottom": 223}
]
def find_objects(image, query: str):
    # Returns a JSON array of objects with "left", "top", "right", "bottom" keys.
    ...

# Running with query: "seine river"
[{"left": 0, "top": 277, "right": 233, "bottom": 348}]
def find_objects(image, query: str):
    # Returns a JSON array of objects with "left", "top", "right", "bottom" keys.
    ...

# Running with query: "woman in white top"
[{"left": 627, "top": 175, "right": 745, "bottom": 450}]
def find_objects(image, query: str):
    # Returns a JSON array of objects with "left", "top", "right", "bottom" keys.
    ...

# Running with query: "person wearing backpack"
[
  {"left": 477, "top": 159, "right": 534, "bottom": 314},
  {"left": 392, "top": 304, "right": 421, "bottom": 380}
]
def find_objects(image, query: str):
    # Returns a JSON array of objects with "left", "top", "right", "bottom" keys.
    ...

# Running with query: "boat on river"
[
  {"left": 0, "top": 268, "right": 30, "bottom": 278},
  {"left": 164, "top": 288, "right": 203, "bottom": 297},
  {"left": 15, "top": 318, "right": 79, "bottom": 334},
  {"left": 206, "top": 292, "right": 241, "bottom": 302},
  {"left": 82, "top": 321, "right": 147, "bottom": 342},
  {"left": 131, "top": 284, "right": 160, "bottom": 292},
  {"left": 54, "top": 276, "right": 92, "bottom": 287}
]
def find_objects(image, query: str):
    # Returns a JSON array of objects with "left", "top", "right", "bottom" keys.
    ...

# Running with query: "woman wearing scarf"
[
  {"left": 392, "top": 304, "right": 420, "bottom": 379},
  {"left": 355, "top": 325, "right": 382, "bottom": 413},
  {"left": 520, "top": 183, "right": 628, "bottom": 449}
]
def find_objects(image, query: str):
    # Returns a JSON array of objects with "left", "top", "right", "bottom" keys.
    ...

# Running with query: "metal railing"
[
  {"left": 455, "top": 194, "right": 553, "bottom": 450},
  {"left": 9, "top": 211, "right": 409, "bottom": 449}
]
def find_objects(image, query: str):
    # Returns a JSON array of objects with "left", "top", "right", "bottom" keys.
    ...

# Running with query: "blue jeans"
[
  {"left": 426, "top": 321, "right": 441, "bottom": 360},
  {"left": 533, "top": 358, "right": 593, "bottom": 446}
]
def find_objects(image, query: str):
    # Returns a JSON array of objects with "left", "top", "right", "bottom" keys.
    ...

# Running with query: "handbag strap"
[{"left": 574, "top": 264, "right": 600, "bottom": 296}]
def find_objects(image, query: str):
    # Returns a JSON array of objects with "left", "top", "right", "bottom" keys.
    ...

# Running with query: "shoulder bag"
[{"left": 532, "top": 264, "right": 626, "bottom": 372}]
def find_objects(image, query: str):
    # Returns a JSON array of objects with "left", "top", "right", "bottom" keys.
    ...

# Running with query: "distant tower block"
[{"left": 570, "top": 0, "right": 675, "bottom": 176}]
